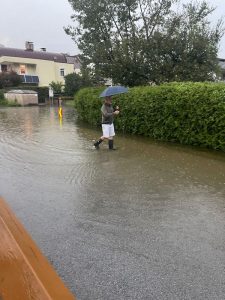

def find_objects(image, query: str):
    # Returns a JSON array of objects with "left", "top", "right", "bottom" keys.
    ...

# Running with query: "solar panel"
[
  {"left": 19, "top": 75, "right": 39, "bottom": 84},
  {"left": 25, "top": 75, "right": 32, "bottom": 83},
  {"left": 32, "top": 76, "right": 39, "bottom": 83},
  {"left": 19, "top": 75, "right": 25, "bottom": 82}
]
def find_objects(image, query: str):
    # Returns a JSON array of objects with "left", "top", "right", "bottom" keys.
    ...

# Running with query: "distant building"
[
  {"left": 65, "top": 55, "right": 82, "bottom": 74},
  {"left": 0, "top": 42, "right": 80, "bottom": 87},
  {"left": 218, "top": 58, "right": 225, "bottom": 81}
]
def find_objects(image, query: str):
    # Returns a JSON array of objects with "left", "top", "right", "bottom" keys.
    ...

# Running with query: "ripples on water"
[
  {"left": 0, "top": 107, "right": 92, "bottom": 184},
  {"left": 1, "top": 106, "right": 225, "bottom": 223},
  {"left": 1, "top": 106, "right": 225, "bottom": 191}
]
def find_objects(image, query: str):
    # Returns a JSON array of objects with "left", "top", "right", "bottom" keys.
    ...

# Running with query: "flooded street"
[{"left": 0, "top": 106, "right": 225, "bottom": 300}]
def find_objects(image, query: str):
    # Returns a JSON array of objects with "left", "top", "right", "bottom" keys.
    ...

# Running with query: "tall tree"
[
  {"left": 64, "top": 68, "right": 94, "bottom": 96},
  {"left": 65, "top": 0, "right": 224, "bottom": 86}
]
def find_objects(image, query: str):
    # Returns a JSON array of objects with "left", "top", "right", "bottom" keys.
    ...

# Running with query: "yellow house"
[{"left": 0, "top": 42, "right": 75, "bottom": 87}]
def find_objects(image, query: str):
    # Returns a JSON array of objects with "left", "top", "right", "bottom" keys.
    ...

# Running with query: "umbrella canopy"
[{"left": 99, "top": 86, "right": 128, "bottom": 97}]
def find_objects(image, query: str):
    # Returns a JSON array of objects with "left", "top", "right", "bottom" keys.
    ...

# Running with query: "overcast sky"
[{"left": 0, "top": 0, "right": 225, "bottom": 57}]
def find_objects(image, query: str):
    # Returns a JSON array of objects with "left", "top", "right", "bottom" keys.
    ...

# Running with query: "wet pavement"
[{"left": 0, "top": 106, "right": 225, "bottom": 300}]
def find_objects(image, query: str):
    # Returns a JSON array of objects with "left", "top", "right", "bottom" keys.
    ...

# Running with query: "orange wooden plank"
[{"left": 0, "top": 197, "right": 76, "bottom": 300}]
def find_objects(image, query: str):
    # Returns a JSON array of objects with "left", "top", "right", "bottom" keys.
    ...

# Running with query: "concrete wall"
[{"left": 5, "top": 92, "right": 38, "bottom": 106}]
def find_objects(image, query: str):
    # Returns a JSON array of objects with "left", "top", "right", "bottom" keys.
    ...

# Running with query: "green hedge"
[
  {"left": 0, "top": 89, "right": 4, "bottom": 100},
  {"left": 74, "top": 83, "right": 225, "bottom": 150}
]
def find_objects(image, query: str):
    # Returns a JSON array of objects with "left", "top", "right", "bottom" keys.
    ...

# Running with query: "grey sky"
[{"left": 0, "top": 0, "right": 225, "bottom": 57}]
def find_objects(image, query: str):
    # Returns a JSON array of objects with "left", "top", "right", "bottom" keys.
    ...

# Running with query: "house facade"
[
  {"left": 218, "top": 58, "right": 225, "bottom": 81},
  {"left": 0, "top": 42, "right": 77, "bottom": 87}
]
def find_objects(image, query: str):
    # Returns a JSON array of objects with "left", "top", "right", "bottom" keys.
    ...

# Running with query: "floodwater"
[{"left": 0, "top": 106, "right": 225, "bottom": 300}]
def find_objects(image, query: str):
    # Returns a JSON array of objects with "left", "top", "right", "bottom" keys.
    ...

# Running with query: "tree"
[
  {"left": 64, "top": 68, "right": 94, "bottom": 96},
  {"left": 65, "top": 0, "right": 224, "bottom": 85},
  {"left": 64, "top": 73, "right": 82, "bottom": 96},
  {"left": 0, "top": 71, "right": 22, "bottom": 89},
  {"left": 49, "top": 81, "right": 64, "bottom": 94},
  {"left": 151, "top": 1, "right": 224, "bottom": 82}
]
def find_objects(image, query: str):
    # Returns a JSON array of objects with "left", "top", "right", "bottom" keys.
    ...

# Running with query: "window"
[
  {"left": 60, "top": 68, "right": 65, "bottom": 76},
  {"left": 1, "top": 65, "right": 7, "bottom": 72},
  {"left": 20, "top": 65, "right": 26, "bottom": 74}
]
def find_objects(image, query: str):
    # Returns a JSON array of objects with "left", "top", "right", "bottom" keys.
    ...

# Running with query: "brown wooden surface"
[{"left": 0, "top": 197, "right": 76, "bottom": 300}]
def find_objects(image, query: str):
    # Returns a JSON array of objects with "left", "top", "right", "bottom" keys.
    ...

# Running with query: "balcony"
[{"left": 19, "top": 74, "right": 39, "bottom": 84}]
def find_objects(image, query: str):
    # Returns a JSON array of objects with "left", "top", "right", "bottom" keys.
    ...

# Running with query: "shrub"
[
  {"left": 49, "top": 81, "right": 64, "bottom": 94},
  {"left": 74, "top": 82, "right": 225, "bottom": 150},
  {"left": 61, "top": 96, "right": 74, "bottom": 101},
  {"left": 0, "top": 96, "right": 20, "bottom": 107},
  {"left": 64, "top": 73, "right": 82, "bottom": 96},
  {"left": 64, "top": 72, "right": 94, "bottom": 96},
  {"left": 0, "top": 71, "right": 22, "bottom": 88},
  {"left": 35, "top": 87, "right": 49, "bottom": 103},
  {"left": 75, "top": 87, "right": 105, "bottom": 125},
  {"left": 0, "top": 89, "right": 5, "bottom": 100}
]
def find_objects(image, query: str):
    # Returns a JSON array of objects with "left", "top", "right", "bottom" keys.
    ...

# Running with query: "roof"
[
  {"left": 66, "top": 55, "right": 82, "bottom": 69},
  {"left": 0, "top": 47, "right": 70, "bottom": 63},
  {"left": 6, "top": 90, "right": 38, "bottom": 94}
]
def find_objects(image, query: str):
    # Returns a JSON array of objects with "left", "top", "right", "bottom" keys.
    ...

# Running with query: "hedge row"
[
  {"left": 0, "top": 89, "right": 4, "bottom": 100},
  {"left": 74, "top": 82, "right": 225, "bottom": 150}
]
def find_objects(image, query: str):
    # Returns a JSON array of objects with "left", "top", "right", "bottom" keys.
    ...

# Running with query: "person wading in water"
[{"left": 93, "top": 96, "right": 120, "bottom": 150}]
